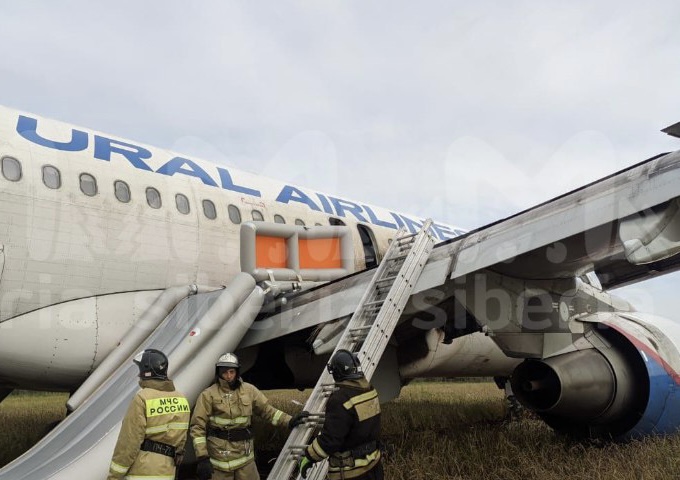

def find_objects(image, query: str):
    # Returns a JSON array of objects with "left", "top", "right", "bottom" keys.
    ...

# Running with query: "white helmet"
[
  {"left": 215, "top": 353, "right": 241, "bottom": 388},
  {"left": 216, "top": 353, "right": 240, "bottom": 370}
]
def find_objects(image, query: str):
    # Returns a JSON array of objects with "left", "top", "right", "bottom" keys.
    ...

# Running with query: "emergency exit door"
[{"left": 357, "top": 224, "right": 378, "bottom": 268}]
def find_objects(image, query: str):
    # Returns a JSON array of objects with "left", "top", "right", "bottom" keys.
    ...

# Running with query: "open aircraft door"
[{"left": 357, "top": 223, "right": 379, "bottom": 268}]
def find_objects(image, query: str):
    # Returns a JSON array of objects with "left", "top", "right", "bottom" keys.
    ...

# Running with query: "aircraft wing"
[
  {"left": 245, "top": 149, "right": 680, "bottom": 346},
  {"left": 442, "top": 149, "right": 680, "bottom": 289},
  {"left": 243, "top": 148, "right": 680, "bottom": 441}
]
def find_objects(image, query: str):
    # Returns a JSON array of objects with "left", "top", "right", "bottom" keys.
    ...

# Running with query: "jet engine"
[{"left": 511, "top": 312, "right": 680, "bottom": 438}]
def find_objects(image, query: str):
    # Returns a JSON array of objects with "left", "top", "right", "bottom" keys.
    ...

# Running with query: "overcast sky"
[{"left": 0, "top": 1, "right": 679, "bottom": 316}]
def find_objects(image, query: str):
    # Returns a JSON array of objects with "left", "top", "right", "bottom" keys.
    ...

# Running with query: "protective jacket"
[
  {"left": 306, "top": 377, "right": 382, "bottom": 480},
  {"left": 190, "top": 378, "right": 291, "bottom": 473},
  {"left": 107, "top": 379, "right": 190, "bottom": 480}
]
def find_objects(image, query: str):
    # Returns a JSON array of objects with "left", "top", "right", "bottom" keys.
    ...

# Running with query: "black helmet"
[
  {"left": 327, "top": 349, "right": 363, "bottom": 381},
  {"left": 134, "top": 349, "right": 168, "bottom": 380}
]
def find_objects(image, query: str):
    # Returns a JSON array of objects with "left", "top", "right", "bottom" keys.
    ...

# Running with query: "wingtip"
[{"left": 662, "top": 121, "right": 680, "bottom": 138}]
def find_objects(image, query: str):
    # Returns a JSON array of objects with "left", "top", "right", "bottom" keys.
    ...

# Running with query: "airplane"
[
  {"left": 2, "top": 105, "right": 680, "bottom": 478},
  {"left": 0, "top": 105, "right": 472, "bottom": 396}
]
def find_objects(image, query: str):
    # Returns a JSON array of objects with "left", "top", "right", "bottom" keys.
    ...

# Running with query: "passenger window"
[
  {"left": 202, "top": 199, "right": 217, "bottom": 219},
  {"left": 176, "top": 194, "right": 190, "bottom": 214},
  {"left": 295, "top": 219, "right": 306, "bottom": 226},
  {"left": 42, "top": 165, "right": 61, "bottom": 189},
  {"left": 80, "top": 173, "right": 97, "bottom": 196},
  {"left": 228, "top": 204, "right": 241, "bottom": 224},
  {"left": 146, "top": 187, "right": 162, "bottom": 209},
  {"left": 2, "top": 156, "right": 22, "bottom": 182},
  {"left": 114, "top": 180, "right": 131, "bottom": 203},
  {"left": 252, "top": 210, "right": 264, "bottom": 221},
  {"left": 274, "top": 214, "right": 285, "bottom": 224},
  {"left": 329, "top": 217, "right": 345, "bottom": 226},
  {"left": 315, "top": 223, "right": 322, "bottom": 226}
]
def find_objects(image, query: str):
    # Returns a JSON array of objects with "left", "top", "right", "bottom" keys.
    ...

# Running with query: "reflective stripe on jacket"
[
  {"left": 107, "top": 379, "right": 190, "bottom": 480},
  {"left": 190, "top": 378, "right": 291, "bottom": 472},
  {"left": 306, "top": 377, "right": 382, "bottom": 480}
]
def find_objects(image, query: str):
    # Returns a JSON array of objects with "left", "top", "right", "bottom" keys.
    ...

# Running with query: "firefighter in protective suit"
[
  {"left": 298, "top": 349, "right": 383, "bottom": 480},
  {"left": 190, "top": 353, "right": 307, "bottom": 480},
  {"left": 107, "top": 349, "right": 190, "bottom": 480}
]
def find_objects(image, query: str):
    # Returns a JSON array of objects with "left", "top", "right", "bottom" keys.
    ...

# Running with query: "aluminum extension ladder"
[{"left": 267, "top": 219, "right": 435, "bottom": 480}]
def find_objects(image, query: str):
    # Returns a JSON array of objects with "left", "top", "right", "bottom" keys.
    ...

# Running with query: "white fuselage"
[
  {"left": 0, "top": 106, "right": 463, "bottom": 322},
  {"left": 0, "top": 106, "right": 482, "bottom": 390}
]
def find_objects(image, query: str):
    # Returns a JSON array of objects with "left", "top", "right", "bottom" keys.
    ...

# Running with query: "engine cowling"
[{"left": 511, "top": 312, "right": 680, "bottom": 438}]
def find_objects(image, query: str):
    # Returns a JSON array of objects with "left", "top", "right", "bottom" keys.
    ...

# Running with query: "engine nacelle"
[{"left": 511, "top": 312, "right": 680, "bottom": 438}]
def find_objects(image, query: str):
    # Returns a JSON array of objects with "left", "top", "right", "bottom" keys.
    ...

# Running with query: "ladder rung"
[
  {"left": 382, "top": 270, "right": 401, "bottom": 278},
  {"left": 362, "top": 305, "right": 382, "bottom": 313},
  {"left": 350, "top": 331, "right": 370, "bottom": 337},
  {"left": 364, "top": 299, "right": 385, "bottom": 308},
  {"left": 375, "top": 275, "right": 398, "bottom": 284},
  {"left": 358, "top": 312, "right": 378, "bottom": 322},
  {"left": 350, "top": 332, "right": 369, "bottom": 340},
  {"left": 298, "top": 415, "right": 325, "bottom": 424},
  {"left": 351, "top": 325, "right": 372, "bottom": 331},
  {"left": 397, "top": 232, "right": 418, "bottom": 241}
]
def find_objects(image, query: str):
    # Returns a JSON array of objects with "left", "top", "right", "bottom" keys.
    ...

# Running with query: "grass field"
[{"left": 2, "top": 383, "right": 680, "bottom": 479}]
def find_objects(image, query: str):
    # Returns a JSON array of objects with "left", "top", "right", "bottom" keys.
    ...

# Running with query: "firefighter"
[
  {"left": 298, "top": 349, "right": 383, "bottom": 480},
  {"left": 107, "top": 349, "right": 190, "bottom": 480},
  {"left": 190, "top": 352, "right": 307, "bottom": 480}
]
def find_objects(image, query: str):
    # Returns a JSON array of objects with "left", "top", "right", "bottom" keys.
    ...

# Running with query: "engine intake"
[
  {"left": 511, "top": 329, "right": 647, "bottom": 438},
  {"left": 512, "top": 349, "right": 617, "bottom": 419}
]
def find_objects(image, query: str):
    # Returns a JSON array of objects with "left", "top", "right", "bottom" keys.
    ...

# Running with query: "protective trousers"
[{"left": 210, "top": 461, "right": 260, "bottom": 480}]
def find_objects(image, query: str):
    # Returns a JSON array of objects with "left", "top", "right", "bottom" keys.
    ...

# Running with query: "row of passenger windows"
[{"left": 1, "top": 156, "right": 320, "bottom": 226}]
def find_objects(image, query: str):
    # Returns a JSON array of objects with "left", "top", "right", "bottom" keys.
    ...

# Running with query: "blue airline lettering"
[
  {"left": 157, "top": 157, "right": 218, "bottom": 186},
  {"left": 217, "top": 167, "right": 261, "bottom": 197},
  {"left": 390, "top": 212, "right": 405, "bottom": 228},
  {"left": 399, "top": 214, "right": 424, "bottom": 234},
  {"left": 316, "top": 193, "right": 334, "bottom": 214},
  {"left": 17, "top": 115, "right": 88, "bottom": 152},
  {"left": 94, "top": 136, "right": 153, "bottom": 171},
  {"left": 276, "top": 185, "right": 321, "bottom": 211},
  {"left": 329, "top": 197, "right": 368, "bottom": 222},
  {"left": 363, "top": 205, "right": 397, "bottom": 229},
  {"left": 14, "top": 115, "right": 461, "bottom": 241},
  {"left": 431, "top": 222, "right": 456, "bottom": 241}
]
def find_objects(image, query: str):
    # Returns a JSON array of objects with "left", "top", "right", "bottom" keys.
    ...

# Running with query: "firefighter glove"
[
  {"left": 288, "top": 410, "right": 310, "bottom": 429},
  {"left": 298, "top": 455, "right": 313, "bottom": 479},
  {"left": 196, "top": 457, "right": 213, "bottom": 480}
]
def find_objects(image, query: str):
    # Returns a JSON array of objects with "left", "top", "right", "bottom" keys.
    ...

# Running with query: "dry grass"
[
  {"left": 0, "top": 391, "right": 68, "bottom": 468},
  {"left": 263, "top": 382, "right": 680, "bottom": 480},
  {"left": 3, "top": 384, "right": 680, "bottom": 479}
]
